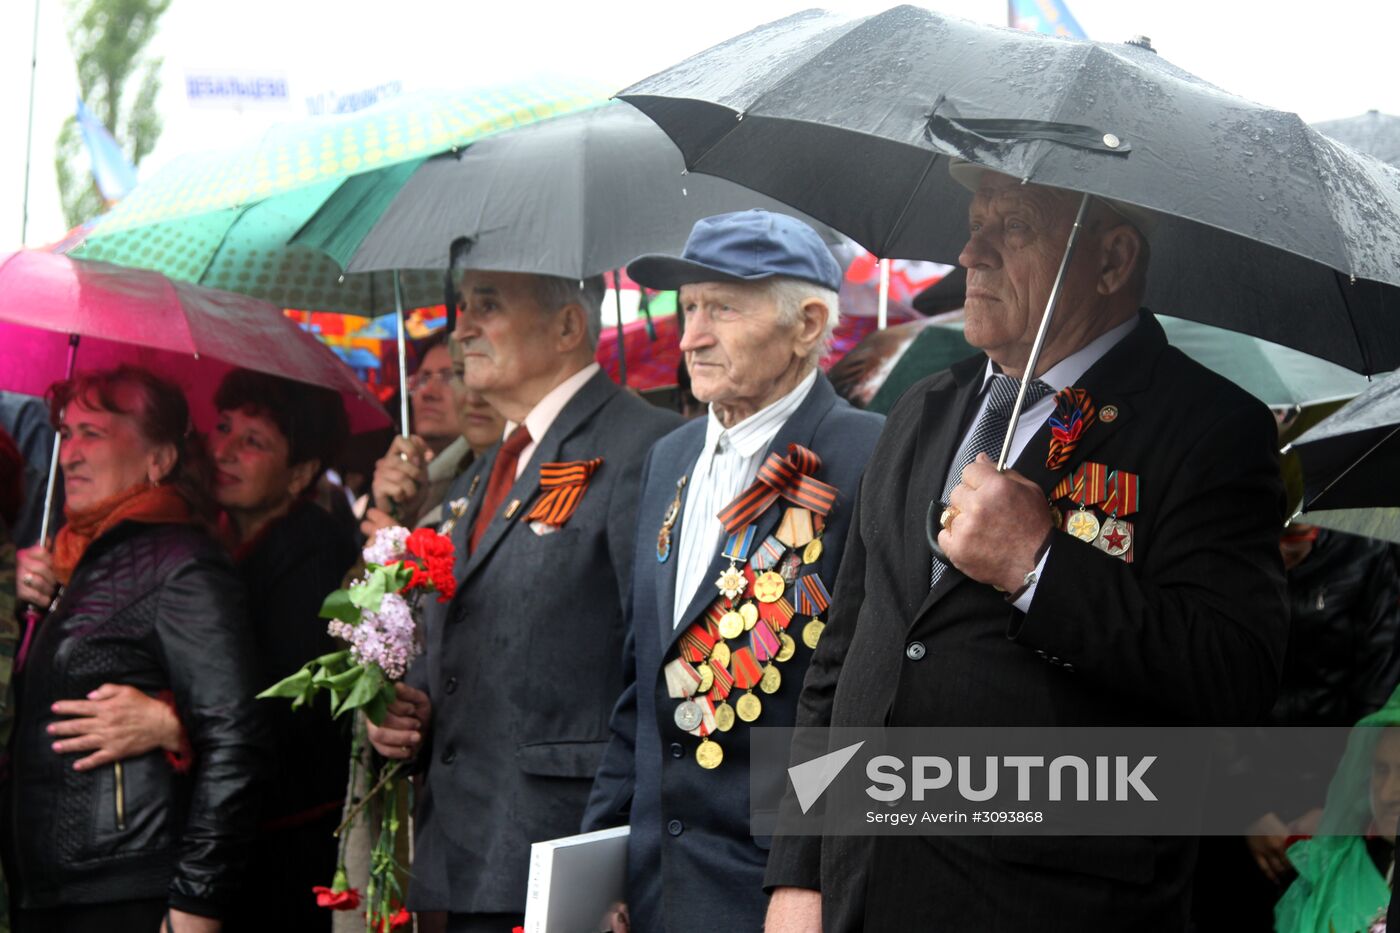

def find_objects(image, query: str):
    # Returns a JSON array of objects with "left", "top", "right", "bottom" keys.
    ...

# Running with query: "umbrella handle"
[
  {"left": 15, "top": 606, "right": 41, "bottom": 674},
  {"left": 926, "top": 498, "right": 951, "bottom": 565}
]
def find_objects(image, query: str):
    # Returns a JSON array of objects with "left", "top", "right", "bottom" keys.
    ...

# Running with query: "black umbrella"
[
  {"left": 619, "top": 5, "right": 1400, "bottom": 378},
  {"left": 1314, "top": 110, "right": 1400, "bottom": 167},
  {"left": 1286, "top": 372, "right": 1400, "bottom": 512},
  {"left": 332, "top": 101, "right": 840, "bottom": 279}
]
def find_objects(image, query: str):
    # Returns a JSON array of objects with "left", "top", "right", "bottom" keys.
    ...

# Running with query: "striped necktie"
[{"left": 930, "top": 374, "right": 1052, "bottom": 588}]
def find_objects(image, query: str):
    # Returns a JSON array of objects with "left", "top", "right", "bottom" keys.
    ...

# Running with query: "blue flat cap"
[{"left": 628, "top": 209, "right": 843, "bottom": 292}]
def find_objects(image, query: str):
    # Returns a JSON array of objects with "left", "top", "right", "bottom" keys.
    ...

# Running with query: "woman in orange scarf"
[{"left": 9, "top": 366, "right": 265, "bottom": 933}]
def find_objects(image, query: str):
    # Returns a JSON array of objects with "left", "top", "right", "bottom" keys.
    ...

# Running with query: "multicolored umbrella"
[{"left": 68, "top": 77, "right": 610, "bottom": 315}]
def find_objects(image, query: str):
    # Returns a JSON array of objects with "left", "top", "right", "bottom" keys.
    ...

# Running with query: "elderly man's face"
[
  {"left": 452, "top": 270, "right": 562, "bottom": 396},
  {"left": 958, "top": 173, "right": 1100, "bottom": 366},
  {"left": 678, "top": 281, "right": 808, "bottom": 413}
]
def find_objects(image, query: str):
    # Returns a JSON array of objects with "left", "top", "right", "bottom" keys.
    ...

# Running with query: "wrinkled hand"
[
  {"left": 359, "top": 506, "right": 397, "bottom": 540},
  {"left": 366, "top": 682, "right": 431, "bottom": 761},
  {"left": 940, "top": 454, "right": 1053, "bottom": 592},
  {"left": 1245, "top": 811, "right": 1294, "bottom": 884},
  {"left": 371, "top": 435, "right": 434, "bottom": 520},
  {"left": 49, "top": 684, "right": 181, "bottom": 772},
  {"left": 16, "top": 545, "right": 57, "bottom": 607},
  {"left": 765, "top": 887, "right": 822, "bottom": 933}
]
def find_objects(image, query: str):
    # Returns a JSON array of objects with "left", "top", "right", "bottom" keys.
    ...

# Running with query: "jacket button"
[
  {"left": 445, "top": 677, "right": 458, "bottom": 695},
  {"left": 905, "top": 642, "right": 926, "bottom": 661},
  {"left": 441, "top": 747, "right": 456, "bottom": 765},
  {"left": 667, "top": 819, "right": 684, "bottom": 836},
  {"left": 669, "top": 742, "right": 684, "bottom": 759}
]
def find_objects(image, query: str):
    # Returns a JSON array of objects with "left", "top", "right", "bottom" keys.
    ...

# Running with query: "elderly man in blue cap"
[{"left": 583, "top": 210, "right": 884, "bottom": 932}]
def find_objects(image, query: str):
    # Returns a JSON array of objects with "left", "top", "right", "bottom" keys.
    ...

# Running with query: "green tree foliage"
[{"left": 54, "top": 0, "right": 171, "bottom": 228}]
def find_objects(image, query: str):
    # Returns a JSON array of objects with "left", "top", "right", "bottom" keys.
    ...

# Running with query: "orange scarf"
[{"left": 52, "top": 483, "right": 194, "bottom": 585}]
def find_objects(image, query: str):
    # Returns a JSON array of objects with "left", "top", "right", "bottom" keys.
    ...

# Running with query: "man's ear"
[
  {"left": 1097, "top": 225, "right": 1144, "bottom": 296},
  {"left": 794, "top": 298, "right": 830, "bottom": 360},
  {"left": 556, "top": 302, "right": 590, "bottom": 353}
]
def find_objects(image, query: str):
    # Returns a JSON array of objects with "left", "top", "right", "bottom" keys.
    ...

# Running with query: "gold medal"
[
  {"left": 759, "top": 663, "right": 781, "bottom": 694},
  {"left": 696, "top": 663, "right": 715, "bottom": 694},
  {"left": 802, "top": 537, "right": 824, "bottom": 564},
  {"left": 776, "top": 631, "right": 797, "bottom": 662},
  {"left": 1066, "top": 508, "right": 1101, "bottom": 543},
  {"left": 753, "top": 571, "right": 786, "bottom": 603},
  {"left": 718, "top": 611, "right": 745, "bottom": 640},
  {"left": 739, "top": 602, "right": 759, "bottom": 631},
  {"left": 802, "top": 618, "right": 825, "bottom": 650},
  {"left": 736, "top": 691, "right": 762, "bottom": 722},
  {"left": 714, "top": 701, "right": 736, "bottom": 732},
  {"left": 710, "top": 641, "right": 731, "bottom": 671},
  {"left": 696, "top": 738, "right": 723, "bottom": 770}
]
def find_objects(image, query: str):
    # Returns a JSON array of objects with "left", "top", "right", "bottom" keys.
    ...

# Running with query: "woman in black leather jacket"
[{"left": 10, "top": 366, "right": 267, "bottom": 933}]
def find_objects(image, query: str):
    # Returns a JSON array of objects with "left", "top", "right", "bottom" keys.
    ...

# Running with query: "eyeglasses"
[{"left": 408, "top": 368, "right": 463, "bottom": 393}]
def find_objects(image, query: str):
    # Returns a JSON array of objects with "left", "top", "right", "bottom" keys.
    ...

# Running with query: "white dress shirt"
[
  {"left": 504, "top": 362, "right": 601, "bottom": 480},
  {"left": 671, "top": 369, "right": 819, "bottom": 627},
  {"left": 947, "top": 315, "right": 1139, "bottom": 610}
]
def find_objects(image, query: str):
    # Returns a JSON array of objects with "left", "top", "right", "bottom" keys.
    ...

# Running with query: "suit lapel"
[
  {"left": 460, "top": 370, "right": 620, "bottom": 582},
  {"left": 1012, "top": 312, "right": 1166, "bottom": 499},
  {"left": 909, "top": 356, "right": 987, "bottom": 620},
  {"left": 661, "top": 375, "right": 840, "bottom": 653},
  {"left": 653, "top": 431, "right": 705, "bottom": 648}
]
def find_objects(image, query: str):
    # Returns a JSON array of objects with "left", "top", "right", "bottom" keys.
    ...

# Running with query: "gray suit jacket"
[{"left": 407, "top": 370, "right": 682, "bottom": 914}]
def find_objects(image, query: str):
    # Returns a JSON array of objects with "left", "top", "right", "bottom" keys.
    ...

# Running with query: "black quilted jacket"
[{"left": 6, "top": 520, "right": 269, "bottom": 917}]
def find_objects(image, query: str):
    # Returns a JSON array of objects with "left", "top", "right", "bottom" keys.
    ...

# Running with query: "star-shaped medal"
[
  {"left": 1103, "top": 527, "right": 1128, "bottom": 551},
  {"left": 715, "top": 564, "right": 746, "bottom": 601}
]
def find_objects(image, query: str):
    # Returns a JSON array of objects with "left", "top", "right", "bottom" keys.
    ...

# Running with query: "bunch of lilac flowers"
[{"left": 328, "top": 590, "right": 419, "bottom": 680}]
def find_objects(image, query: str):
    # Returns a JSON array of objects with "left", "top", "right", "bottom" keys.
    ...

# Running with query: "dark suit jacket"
[
  {"left": 583, "top": 374, "right": 883, "bottom": 933},
  {"left": 406, "top": 369, "right": 682, "bottom": 914},
  {"left": 764, "top": 312, "right": 1289, "bottom": 932}
]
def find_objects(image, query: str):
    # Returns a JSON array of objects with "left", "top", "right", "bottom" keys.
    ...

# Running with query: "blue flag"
[
  {"left": 75, "top": 98, "right": 139, "bottom": 201},
  {"left": 1009, "top": 0, "right": 1087, "bottom": 38}
]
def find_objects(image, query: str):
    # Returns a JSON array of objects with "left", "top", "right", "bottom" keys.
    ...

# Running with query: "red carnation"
[
  {"left": 406, "top": 527, "right": 454, "bottom": 562},
  {"left": 312, "top": 885, "right": 361, "bottom": 911}
]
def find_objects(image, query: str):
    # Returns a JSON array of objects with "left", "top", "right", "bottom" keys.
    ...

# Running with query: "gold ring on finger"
[
  {"left": 22, "top": 573, "right": 33, "bottom": 587},
  {"left": 398, "top": 451, "right": 409, "bottom": 462},
  {"left": 939, "top": 506, "right": 960, "bottom": 530}
]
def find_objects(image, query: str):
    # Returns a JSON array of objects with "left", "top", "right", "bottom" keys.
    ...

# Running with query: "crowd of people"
[{"left": 2, "top": 179, "right": 1400, "bottom": 933}]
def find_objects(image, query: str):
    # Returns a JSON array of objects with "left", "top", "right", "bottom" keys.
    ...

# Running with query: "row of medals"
[
  {"left": 675, "top": 537, "right": 826, "bottom": 771},
  {"left": 1055, "top": 502, "right": 1134, "bottom": 557}
]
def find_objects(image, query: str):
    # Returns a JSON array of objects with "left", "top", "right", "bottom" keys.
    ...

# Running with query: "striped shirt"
[{"left": 672, "top": 369, "right": 818, "bottom": 627}]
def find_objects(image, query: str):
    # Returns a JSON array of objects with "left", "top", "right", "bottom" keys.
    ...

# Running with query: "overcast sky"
[{"left": 4, "top": 0, "right": 1395, "bottom": 248}]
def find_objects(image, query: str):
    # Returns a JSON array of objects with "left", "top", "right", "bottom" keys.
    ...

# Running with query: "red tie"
[{"left": 470, "top": 425, "right": 532, "bottom": 553}]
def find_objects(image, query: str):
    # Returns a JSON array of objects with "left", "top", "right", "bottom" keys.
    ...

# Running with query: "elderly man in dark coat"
[
  {"left": 366, "top": 270, "right": 681, "bottom": 932},
  {"left": 583, "top": 211, "right": 883, "bottom": 933},
  {"left": 764, "top": 166, "right": 1289, "bottom": 933}
]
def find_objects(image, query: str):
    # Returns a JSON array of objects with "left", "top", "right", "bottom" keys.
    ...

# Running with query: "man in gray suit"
[{"left": 367, "top": 269, "right": 682, "bottom": 932}]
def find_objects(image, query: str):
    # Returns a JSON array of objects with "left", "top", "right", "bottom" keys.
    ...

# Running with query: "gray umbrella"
[
  {"left": 1314, "top": 110, "right": 1400, "bottom": 166},
  {"left": 1287, "top": 372, "right": 1400, "bottom": 512},
  {"left": 619, "top": 6, "right": 1400, "bottom": 377},
  {"left": 329, "top": 101, "right": 840, "bottom": 279}
]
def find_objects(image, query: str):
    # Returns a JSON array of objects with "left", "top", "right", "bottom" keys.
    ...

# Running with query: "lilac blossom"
[
  {"left": 332, "top": 591, "right": 420, "bottom": 680},
  {"left": 362, "top": 526, "right": 410, "bottom": 567}
]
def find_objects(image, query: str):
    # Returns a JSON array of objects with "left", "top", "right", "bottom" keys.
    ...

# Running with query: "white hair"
[
  {"left": 530, "top": 274, "right": 607, "bottom": 349},
  {"left": 765, "top": 276, "right": 839, "bottom": 367}
]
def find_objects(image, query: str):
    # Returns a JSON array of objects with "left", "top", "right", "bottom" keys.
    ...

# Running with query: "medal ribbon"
[
  {"left": 759, "top": 596, "right": 795, "bottom": 629},
  {"left": 1102, "top": 470, "right": 1139, "bottom": 517},
  {"left": 750, "top": 534, "right": 787, "bottom": 571},
  {"left": 680, "top": 617, "right": 719, "bottom": 663},
  {"left": 731, "top": 647, "right": 763, "bottom": 689},
  {"left": 707, "top": 662, "right": 735, "bottom": 701},
  {"left": 722, "top": 524, "right": 757, "bottom": 563},
  {"left": 796, "top": 574, "right": 832, "bottom": 616},
  {"left": 751, "top": 621, "right": 781, "bottom": 662},
  {"left": 716, "top": 444, "right": 838, "bottom": 533},
  {"left": 524, "top": 458, "right": 604, "bottom": 526},
  {"left": 1051, "top": 462, "right": 1108, "bottom": 505}
]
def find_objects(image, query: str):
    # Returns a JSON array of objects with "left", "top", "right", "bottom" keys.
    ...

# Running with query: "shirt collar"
[
  {"left": 979, "top": 314, "right": 1140, "bottom": 394},
  {"left": 703, "top": 368, "right": 819, "bottom": 459},
  {"left": 506, "top": 362, "right": 601, "bottom": 443}
]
